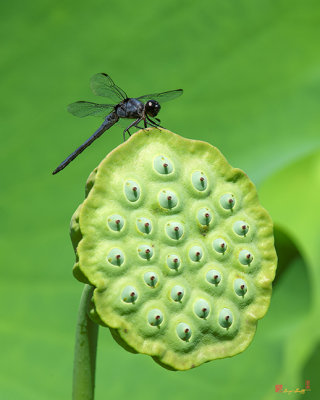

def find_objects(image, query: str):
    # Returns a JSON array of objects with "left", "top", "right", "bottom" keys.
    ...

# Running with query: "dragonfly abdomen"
[
  {"left": 52, "top": 111, "right": 119, "bottom": 175},
  {"left": 103, "top": 111, "right": 119, "bottom": 126}
]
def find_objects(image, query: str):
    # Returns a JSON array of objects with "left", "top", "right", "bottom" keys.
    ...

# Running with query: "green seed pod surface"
[{"left": 71, "top": 128, "right": 277, "bottom": 371}]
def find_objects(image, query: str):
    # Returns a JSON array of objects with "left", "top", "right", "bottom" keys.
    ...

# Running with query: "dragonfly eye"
[{"left": 145, "top": 100, "right": 161, "bottom": 117}]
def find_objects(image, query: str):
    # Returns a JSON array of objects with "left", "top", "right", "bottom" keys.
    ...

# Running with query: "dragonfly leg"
[
  {"left": 146, "top": 116, "right": 164, "bottom": 129},
  {"left": 123, "top": 117, "right": 142, "bottom": 141},
  {"left": 135, "top": 118, "right": 150, "bottom": 130}
]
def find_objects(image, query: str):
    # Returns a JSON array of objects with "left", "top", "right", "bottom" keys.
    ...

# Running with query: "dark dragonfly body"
[{"left": 52, "top": 73, "right": 183, "bottom": 174}]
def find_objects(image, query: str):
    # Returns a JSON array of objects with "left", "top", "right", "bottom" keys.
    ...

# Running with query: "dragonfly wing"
[
  {"left": 136, "top": 89, "right": 183, "bottom": 104},
  {"left": 90, "top": 73, "right": 128, "bottom": 102},
  {"left": 67, "top": 101, "right": 114, "bottom": 118}
]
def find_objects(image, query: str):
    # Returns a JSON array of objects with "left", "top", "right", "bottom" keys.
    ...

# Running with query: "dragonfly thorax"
[
  {"left": 145, "top": 100, "right": 161, "bottom": 117},
  {"left": 116, "top": 98, "right": 144, "bottom": 119}
]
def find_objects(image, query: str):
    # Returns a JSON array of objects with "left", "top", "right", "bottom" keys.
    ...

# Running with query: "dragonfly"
[{"left": 52, "top": 73, "right": 183, "bottom": 174}]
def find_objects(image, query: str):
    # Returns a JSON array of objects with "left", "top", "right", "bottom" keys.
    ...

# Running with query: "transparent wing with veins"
[
  {"left": 67, "top": 101, "right": 115, "bottom": 118},
  {"left": 90, "top": 73, "right": 128, "bottom": 103},
  {"left": 136, "top": 89, "right": 183, "bottom": 104}
]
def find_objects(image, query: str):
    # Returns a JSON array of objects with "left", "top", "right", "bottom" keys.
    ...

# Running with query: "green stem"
[{"left": 72, "top": 284, "right": 99, "bottom": 400}]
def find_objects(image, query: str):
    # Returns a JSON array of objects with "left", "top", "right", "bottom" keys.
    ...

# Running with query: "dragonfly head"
[{"left": 145, "top": 100, "right": 161, "bottom": 117}]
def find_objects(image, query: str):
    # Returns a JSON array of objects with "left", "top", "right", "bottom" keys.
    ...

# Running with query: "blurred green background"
[{"left": 1, "top": 0, "right": 319, "bottom": 399}]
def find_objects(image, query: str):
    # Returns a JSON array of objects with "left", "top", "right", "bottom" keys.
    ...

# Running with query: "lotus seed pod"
[
  {"left": 220, "top": 193, "right": 236, "bottom": 210},
  {"left": 158, "top": 189, "right": 178, "bottom": 209},
  {"left": 153, "top": 155, "right": 174, "bottom": 175},
  {"left": 137, "top": 245, "right": 154, "bottom": 260},
  {"left": 148, "top": 309, "right": 164, "bottom": 326},
  {"left": 194, "top": 299, "right": 210, "bottom": 319},
  {"left": 107, "top": 214, "right": 125, "bottom": 231},
  {"left": 213, "top": 238, "right": 227, "bottom": 254},
  {"left": 188, "top": 245, "right": 204, "bottom": 262},
  {"left": 192, "top": 171, "right": 208, "bottom": 191},
  {"left": 121, "top": 286, "right": 138, "bottom": 303},
  {"left": 219, "top": 308, "right": 233, "bottom": 328},
  {"left": 71, "top": 128, "right": 277, "bottom": 371},
  {"left": 136, "top": 217, "right": 152, "bottom": 234},
  {"left": 166, "top": 254, "right": 181, "bottom": 270},
  {"left": 238, "top": 249, "right": 253, "bottom": 265},
  {"left": 206, "top": 269, "right": 222, "bottom": 285},
  {"left": 165, "top": 222, "right": 184, "bottom": 240},
  {"left": 107, "top": 248, "right": 124, "bottom": 266},
  {"left": 176, "top": 323, "right": 192, "bottom": 341},
  {"left": 233, "top": 220, "right": 249, "bottom": 236},
  {"left": 197, "top": 207, "right": 213, "bottom": 226},
  {"left": 144, "top": 272, "right": 158, "bottom": 288},
  {"left": 171, "top": 285, "right": 185, "bottom": 302},
  {"left": 234, "top": 278, "right": 248, "bottom": 296},
  {"left": 124, "top": 180, "right": 140, "bottom": 202}
]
